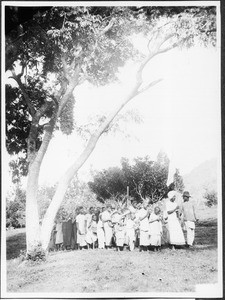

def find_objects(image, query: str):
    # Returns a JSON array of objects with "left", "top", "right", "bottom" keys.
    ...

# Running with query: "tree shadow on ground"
[
  {"left": 6, "top": 219, "right": 218, "bottom": 260},
  {"left": 7, "top": 232, "right": 26, "bottom": 260}
]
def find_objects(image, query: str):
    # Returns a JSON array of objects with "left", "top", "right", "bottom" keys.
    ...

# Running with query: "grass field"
[{"left": 6, "top": 206, "right": 219, "bottom": 294}]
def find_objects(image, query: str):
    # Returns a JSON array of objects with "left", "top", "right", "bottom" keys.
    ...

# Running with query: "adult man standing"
[{"left": 181, "top": 191, "right": 198, "bottom": 248}]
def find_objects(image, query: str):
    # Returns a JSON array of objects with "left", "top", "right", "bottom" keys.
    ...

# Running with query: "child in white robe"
[
  {"left": 136, "top": 204, "right": 150, "bottom": 251},
  {"left": 86, "top": 214, "right": 98, "bottom": 249},
  {"left": 97, "top": 209, "right": 105, "bottom": 249},
  {"left": 125, "top": 213, "right": 136, "bottom": 251},
  {"left": 76, "top": 207, "right": 87, "bottom": 249},
  {"left": 149, "top": 206, "right": 163, "bottom": 251},
  {"left": 115, "top": 216, "right": 126, "bottom": 251}
]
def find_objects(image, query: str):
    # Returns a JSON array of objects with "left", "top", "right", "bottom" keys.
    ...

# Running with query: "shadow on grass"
[
  {"left": 6, "top": 219, "right": 218, "bottom": 260},
  {"left": 7, "top": 232, "right": 26, "bottom": 260}
]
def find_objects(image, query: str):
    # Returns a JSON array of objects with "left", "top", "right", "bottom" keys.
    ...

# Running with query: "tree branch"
[
  {"left": 36, "top": 99, "right": 55, "bottom": 120},
  {"left": 61, "top": 55, "right": 70, "bottom": 82},
  {"left": 34, "top": 117, "right": 56, "bottom": 164},
  {"left": 9, "top": 70, "right": 36, "bottom": 116},
  {"left": 133, "top": 180, "right": 145, "bottom": 201},
  {"left": 137, "top": 78, "right": 163, "bottom": 95},
  {"left": 157, "top": 41, "right": 179, "bottom": 55},
  {"left": 100, "top": 18, "right": 114, "bottom": 36}
]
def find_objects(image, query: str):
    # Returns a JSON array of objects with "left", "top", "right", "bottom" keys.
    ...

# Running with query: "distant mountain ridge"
[{"left": 183, "top": 158, "right": 217, "bottom": 199}]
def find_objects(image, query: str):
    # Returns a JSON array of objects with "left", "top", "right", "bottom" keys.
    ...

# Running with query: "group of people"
[{"left": 51, "top": 190, "right": 198, "bottom": 252}]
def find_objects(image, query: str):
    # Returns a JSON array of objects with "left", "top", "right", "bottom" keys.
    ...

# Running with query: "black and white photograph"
[{"left": 1, "top": 1, "right": 222, "bottom": 298}]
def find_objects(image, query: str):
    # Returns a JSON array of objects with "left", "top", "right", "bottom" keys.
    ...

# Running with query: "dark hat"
[{"left": 183, "top": 191, "right": 191, "bottom": 198}]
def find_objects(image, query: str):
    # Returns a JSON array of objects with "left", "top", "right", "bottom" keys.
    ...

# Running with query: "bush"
[
  {"left": 26, "top": 244, "right": 46, "bottom": 261},
  {"left": 203, "top": 189, "right": 217, "bottom": 207},
  {"left": 6, "top": 186, "right": 26, "bottom": 228}
]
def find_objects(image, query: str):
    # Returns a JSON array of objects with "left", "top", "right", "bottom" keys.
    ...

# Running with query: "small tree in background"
[
  {"left": 6, "top": 185, "right": 26, "bottom": 228},
  {"left": 203, "top": 189, "right": 217, "bottom": 207},
  {"left": 173, "top": 168, "right": 185, "bottom": 193},
  {"left": 38, "top": 178, "right": 100, "bottom": 222}
]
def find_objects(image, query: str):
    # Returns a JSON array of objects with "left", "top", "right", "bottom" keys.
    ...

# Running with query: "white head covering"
[{"left": 168, "top": 191, "right": 177, "bottom": 199}]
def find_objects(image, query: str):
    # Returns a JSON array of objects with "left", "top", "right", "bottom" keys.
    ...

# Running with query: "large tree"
[
  {"left": 88, "top": 166, "right": 127, "bottom": 202},
  {"left": 121, "top": 154, "right": 169, "bottom": 202},
  {"left": 5, "top": 5, "right": 216, "bottom": 255},
  {"left": 89, "top": 154, "right": 169, "bottom": 203}
]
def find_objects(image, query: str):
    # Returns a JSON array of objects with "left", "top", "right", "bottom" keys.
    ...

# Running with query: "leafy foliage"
[
  {"left": 5, "top": 6, "right": 144, "bottom": 160},
  {"left": 88, "top": 167, "right": 127, "bottom": 202},
  {"left": 6, "top": 185, "right": 26, "bottom": 228},
  {"left": 173, "top": 168, "right": 185, "bottom": 193},
  {"left": 9, "top": 156, "right": 28, "bottom": 184},
  {"left": 37, "top": 178, "right": 99, "bottom": 221},
  {"left": 142, "top": 6, "right": 216, "bottom": 47},
  {"left": 5, "top": 6, "right": 217, "bottom": 160},
  {"left": 121, "top": 155, "right": 169, "bottom": 202},
  {"left": 59, "top": 94, "right": 76, "bottom": 135},
  {"left": 89, "top": 153, "right": 169, "bottom": 203},
  {"left": 6, "top": 85, "right": 30, "bottom": 155},
  {"left": 203, "top": 189, "right": 217, "bottom": 207},
  {"left": 29, "top": 6, "right": 141, "bottom": 84}
]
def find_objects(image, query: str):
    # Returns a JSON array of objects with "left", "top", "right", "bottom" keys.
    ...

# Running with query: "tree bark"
[
  {"left": 25, "top": 121, "right": 55, "bottom": 253},
  {"left": 26, "top": 161, "right": 41, "bottom": 252}
]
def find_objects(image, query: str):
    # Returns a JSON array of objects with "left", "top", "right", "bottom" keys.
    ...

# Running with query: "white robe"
[
  {"left": 136, "top": 208, "right": 150, "bottom": 246},
  {"left": 76, "top": 214, "right": 87, "bottom": 247},
  {"left": 166, "top": 201, "right": 185, "bottom": 245},
  {"left": 97, "top": 218, "right": 105, "bottom": 249},
  {"left": 149, "top": 213, "right": 162, "bottom": 246},
  {"left": 102, "top": 211, "right": 113, "bottom": 246}
]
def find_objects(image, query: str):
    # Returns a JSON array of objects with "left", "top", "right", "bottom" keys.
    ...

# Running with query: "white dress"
[
  {"left": 115, "top": 221, "right": 125, "bottom": 247},
  {"left": 126, "top": 219, "right": 136, "bottom": 250},
  {"left": 149, "top": 213, "right": 162, "bottom": 246},
  {"left": 101, "top": 210, "right": 113, "bottom": 246},
  {"left": 137, "top": 208, "right": 150, "bottom": 246},
  {"left": 76, "top": 214, "right": 87, "bottom": 247},
  {"left": 55, "top": 222, "right": 63, "bottom": 244},
  {"left": 166, "top": 201, "right": 185, "bottom": 245},
  {"left": 85, "top": 220, "right": 98, "bottom": 244},
  {"left": 97, "top": 218, "right": 105, "bottom": 249}
]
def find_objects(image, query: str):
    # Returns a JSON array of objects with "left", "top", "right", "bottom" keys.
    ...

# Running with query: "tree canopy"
[
  {"left": 89, "top": 153, "right": 169, "bottom": 203},
  {"left": 173, "top": 168, "right": 185, "bottom": 193},
  {"left": 6, "top": 5, "right": 216, "bottom": 159}
]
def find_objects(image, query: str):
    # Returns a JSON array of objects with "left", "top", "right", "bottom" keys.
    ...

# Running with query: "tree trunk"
[
  {"left": 40, "top": 133, "right": 102, "bottom": 250},
  {"left": 26, "top": 161, "right": 42, "bottom": 253},
  {"left": 25, "top": 82, "right": 78, "bottom": 255},
  {"left": 26, "top": 119, "right": 56, "bottom": 255}
]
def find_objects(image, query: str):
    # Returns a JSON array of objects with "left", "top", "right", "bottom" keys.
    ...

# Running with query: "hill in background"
[{"left": 182, "top": 158, "right": 218, "bottom": 206}]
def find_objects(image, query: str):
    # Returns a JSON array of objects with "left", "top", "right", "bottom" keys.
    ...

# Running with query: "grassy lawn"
[{"left": 6, "top": 207, "right": 218, "bottom": 293}]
